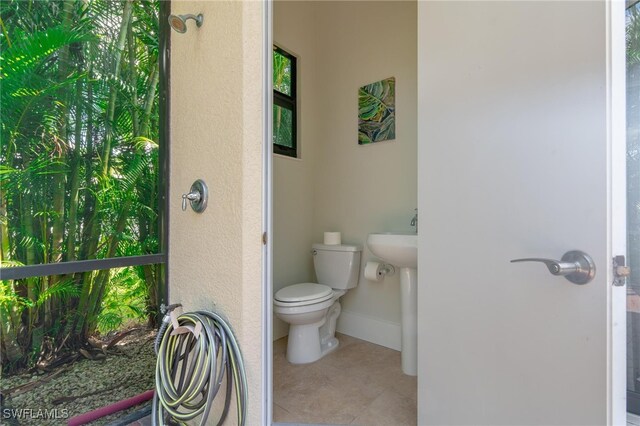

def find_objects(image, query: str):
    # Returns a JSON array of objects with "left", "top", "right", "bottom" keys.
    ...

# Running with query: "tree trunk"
[
  {"left": 0, "top": 186, "right": 23, "bottom": 364},
  {"left": 0, "top": 296, "right": 24, "bottom": 364},
  {"left": 66, "top": 80, "right": 84, "bottom": 262},
  {"left": 101, "top": 0, "right": 133, "bottom": 176},
  {"left": 20, "top": 185, "right": 38, "bottom": 337},
  {"left": 140, "top": 63, "right": 159, "bottom": 137},
  {"left": 46, "top": 0, "right": 76, "bottom": 329},
  {"left": 51, "top": 0, "right": 75, "bottom": 265},
  {"left": 79, "top": 77, "right": 95, "bottom": 262},
  {"left": 127, "top": 18, "right": 139, "bottom": 136},
  {"left": 75, "top": 0, "right": 133, "bottom": 337},
  {"left": 143, "top": 264, "right": 158, "bottom": 328},
  {"left": 0, "top": 188, "right": 11, "bottom": 264},
  {"left": 81, "top": 197, "right": 133, "bottom": 337}
]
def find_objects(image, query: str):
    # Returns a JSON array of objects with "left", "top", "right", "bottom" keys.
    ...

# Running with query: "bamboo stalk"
[
  {"left": 140, "top": 62, "right": 159, "bottom": 138},
  {"left": 79, "top": 73, "right": 95, "bottom": 261},
  {"left": 82, "top": 197, "right": 133, "bottom": 337},
  {"left": 127, "top": 18, "right": 140, "bottom": 136},
  {"left": 66, "top": 81, "right": 84, "bottom": 262},
  {"left": 51, "top": 0, "right": 76, "bottom": 264},
  {"left": 101, "top": 0, "right": 134, "bottom": 176},
  {"left": 77, "top": 2, "right": 135, "bottom": 334}
]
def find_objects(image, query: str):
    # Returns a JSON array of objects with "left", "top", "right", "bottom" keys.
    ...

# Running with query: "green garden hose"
[{"left": 152, "top": 309, "right": 247, "bottom": 426}]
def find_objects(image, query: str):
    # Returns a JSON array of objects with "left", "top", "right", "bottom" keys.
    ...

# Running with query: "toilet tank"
[{"left": 312, "top": 243, "right": 362, "bottom": 290}]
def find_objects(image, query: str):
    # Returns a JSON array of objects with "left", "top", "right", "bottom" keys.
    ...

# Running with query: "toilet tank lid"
[{"left": 312, "top": 243, "right": 362, "bottom": 252}]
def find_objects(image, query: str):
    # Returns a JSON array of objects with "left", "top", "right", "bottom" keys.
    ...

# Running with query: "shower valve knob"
[
  {"left": 181, "top": 192, "right": 200, "bottom": 211},
  {"left": 181, "top": 179, "right": 208, "bottom": 213}
]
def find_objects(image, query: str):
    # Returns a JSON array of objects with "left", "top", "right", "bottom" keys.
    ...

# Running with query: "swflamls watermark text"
[{"left": 2, "top": 408, "right": 69, "bottom": 420}]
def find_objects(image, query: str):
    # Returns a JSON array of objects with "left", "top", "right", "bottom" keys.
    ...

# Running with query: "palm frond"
[
  {"left": 1, "top": 25, "right": 93, "bottom": 80},
  {"left": 35, "top": 278, "right": 81, "bottom": 307}
]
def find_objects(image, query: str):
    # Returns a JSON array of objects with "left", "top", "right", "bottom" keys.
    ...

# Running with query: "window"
[{"left": 273, "top": 46, "right": 297, "bottom": 157}]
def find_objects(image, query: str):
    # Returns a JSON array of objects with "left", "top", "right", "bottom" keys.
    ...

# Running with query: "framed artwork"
[{"left": 358, "top": 77, "right": 396, "bottom": 145}]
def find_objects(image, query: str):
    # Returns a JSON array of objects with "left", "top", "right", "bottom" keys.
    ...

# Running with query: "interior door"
[{"left": 417, "top": 1, "right": 625, "bottom": 425}]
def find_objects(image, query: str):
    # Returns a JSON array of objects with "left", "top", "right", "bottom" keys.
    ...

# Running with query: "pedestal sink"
[{"left": 367, "top": 232, "right": 417, "bottom": 376}]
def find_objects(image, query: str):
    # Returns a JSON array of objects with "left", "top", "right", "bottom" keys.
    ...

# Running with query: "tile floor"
[{"left": 273, "top": 333, "right": 417, "bottom": 425}]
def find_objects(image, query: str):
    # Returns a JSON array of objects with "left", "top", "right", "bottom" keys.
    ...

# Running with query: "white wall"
[
  {"left": 274, "top": 1, "right": 417, "bottom": 348},
  {"left": 273, "top": 1, "right": 417, "bottom": 348},
  {"left": 169, "top": 1, "right": 265, "bottom": 423},
  {"left": 272, "top": 1, "right": 319, "bottom": 340},
  {"left": 313, "top": 1, "right": 416, "bottom": 347}
]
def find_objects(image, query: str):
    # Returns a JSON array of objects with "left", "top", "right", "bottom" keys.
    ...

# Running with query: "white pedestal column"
[{"left": 400, "top": 267, "right": 417, "bottom": 376}]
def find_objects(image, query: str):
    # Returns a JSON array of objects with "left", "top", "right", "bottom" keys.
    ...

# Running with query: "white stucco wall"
[{"left": 169, "top": 1, "right": 265, "bottom": 423}]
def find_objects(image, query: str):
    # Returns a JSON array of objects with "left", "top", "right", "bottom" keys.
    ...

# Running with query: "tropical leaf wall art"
[{"left": 358, "top": 77, "right": 396, "bottom": 145}]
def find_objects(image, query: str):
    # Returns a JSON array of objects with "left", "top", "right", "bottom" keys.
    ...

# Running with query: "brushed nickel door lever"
[{"left": 511, "top": 250, "right": 596, "bottom": 285}]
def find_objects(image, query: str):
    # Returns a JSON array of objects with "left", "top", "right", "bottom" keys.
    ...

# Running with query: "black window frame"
[{"left": 273, "top": 46, "right": 297, "bottom": 158}]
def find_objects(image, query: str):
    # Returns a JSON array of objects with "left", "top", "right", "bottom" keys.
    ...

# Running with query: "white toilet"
[{"left": 274, "top": 243, "right": 362, "bottom": 364}]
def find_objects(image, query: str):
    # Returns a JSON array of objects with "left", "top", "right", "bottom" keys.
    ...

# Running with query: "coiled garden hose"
[{"left": 152, "top": 309, "right": 247, "bottom": 426}]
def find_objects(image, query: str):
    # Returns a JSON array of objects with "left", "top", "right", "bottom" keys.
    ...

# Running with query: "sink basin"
[
  {"left": 367, "top": 232, "right": 418, "bottom": 375},
  {"left": 367, "top": 232, "right": 417, "bottom": 268}
]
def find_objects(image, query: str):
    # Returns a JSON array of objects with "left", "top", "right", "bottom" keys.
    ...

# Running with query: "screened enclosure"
[{"left": 0, "top": 0, "right": 168, "bottom": 375}]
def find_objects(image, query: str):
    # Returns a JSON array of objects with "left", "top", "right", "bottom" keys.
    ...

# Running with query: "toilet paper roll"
[
  {"left": 364, "top": 261, "right": 384, "bottom": 281},
  {"left": 324, "top": 231, "right": 341, "bottom": 245}
]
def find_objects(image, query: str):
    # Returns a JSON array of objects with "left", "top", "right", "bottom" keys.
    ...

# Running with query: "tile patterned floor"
[{"left": 273, "top": 333, "right": 417, "bottom": 425}]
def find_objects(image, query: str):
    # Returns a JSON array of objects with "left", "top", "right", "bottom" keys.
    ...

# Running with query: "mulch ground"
[{"left": 1, "top": 328, "right": 157, "bottom": 426}]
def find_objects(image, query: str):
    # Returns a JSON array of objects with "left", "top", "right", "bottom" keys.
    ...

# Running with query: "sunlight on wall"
[{"left": 169, "top": 1, "right": 265, "bottom": 423}]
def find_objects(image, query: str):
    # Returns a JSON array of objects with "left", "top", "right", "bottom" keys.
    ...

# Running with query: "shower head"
[{"left": 168, "top": 13, "right": 203, "bottom": 34}]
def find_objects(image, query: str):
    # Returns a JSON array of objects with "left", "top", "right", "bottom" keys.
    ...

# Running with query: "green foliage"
[
  {"left": 0, "top": 280, "right": 31, "bottom": 310},
  {"left": 273, "top": 49, "right": 291, "bottom": 95},
  {"left": 273, "top": 104, "right": 293, "bottom": 148},
  {"left": 628, "top": 7, "right": 640, "bottom": 66},
  {"left": 273, "top": 49, "right": 294, "bottom": 150},
  {"left": 1, "top": 25, "right": 92, "bottom": 79},
  {"left": 97, "top": 267, "right": 147, "bottom": 334},
  {"left": 0, "top": 0, "right": 161, "bottom": 371},
  {"left": 35, "top": 278, "right": 81, "bottom": 307}
]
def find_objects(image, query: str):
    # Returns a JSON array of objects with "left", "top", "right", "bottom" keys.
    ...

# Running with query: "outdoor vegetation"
[
  {"left": 273, "top": 48, "right": 294, "bottom": 150},
  {"left": 0, "top": 0, "right": 161, "bottom": 373}
]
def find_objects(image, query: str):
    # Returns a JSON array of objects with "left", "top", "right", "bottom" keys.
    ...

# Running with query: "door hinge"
[
  {"left": 262, "top": 232, "right": 268, "bottom": 245},
  {"left": 613, "top": 255, "right": 631, "bottom": 287}
]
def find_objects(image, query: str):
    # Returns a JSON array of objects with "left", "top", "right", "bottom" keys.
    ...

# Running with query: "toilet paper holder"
[
  {"left": 364, "top": 260, "right": 396, "bottom": 281},
  {"left": 378, "top": 263, "right": 396, "bottom": 277}
]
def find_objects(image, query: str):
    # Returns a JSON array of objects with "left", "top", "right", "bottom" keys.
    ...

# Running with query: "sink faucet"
[{"left": 410, "top": 208, "right": 418, "bottom": 233}]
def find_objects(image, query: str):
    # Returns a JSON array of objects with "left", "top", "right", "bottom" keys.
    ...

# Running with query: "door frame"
[
  {"left": 610, "top": 0, "right": 627, "bottom": 423},
  {"left": 262, "top": 0, "right": 274, "bottom": 424}
]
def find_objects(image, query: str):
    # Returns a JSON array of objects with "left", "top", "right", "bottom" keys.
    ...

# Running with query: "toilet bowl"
[
  {"left": 274, "top": 243, "right": 361, "bottom": 364},
  {"left": 274, "top": 283, "right": 346, "bottom": 363}
]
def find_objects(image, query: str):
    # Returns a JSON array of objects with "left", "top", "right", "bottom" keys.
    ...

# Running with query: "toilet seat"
[{"left": 274, "top": 283, "right": 333, "bottom": 307}]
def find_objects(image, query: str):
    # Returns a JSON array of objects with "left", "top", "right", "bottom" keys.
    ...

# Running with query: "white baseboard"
[
  {"left": 272, "top": 309, "right": 401, "bottom": 351},
  {"left": 336, "top": 310, "right": 401, "bottom": 351}
]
